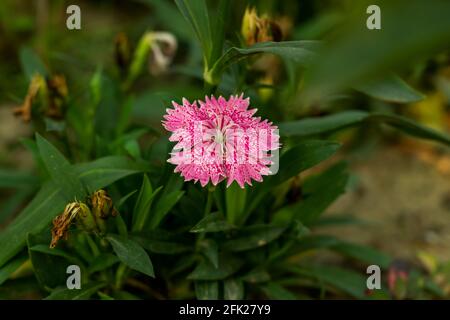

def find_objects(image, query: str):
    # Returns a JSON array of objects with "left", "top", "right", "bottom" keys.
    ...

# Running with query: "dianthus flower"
[{"left": 162, "top": 94, "right": 280, "bottom": 188}]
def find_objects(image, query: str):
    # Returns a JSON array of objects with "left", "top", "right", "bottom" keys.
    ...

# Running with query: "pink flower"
[{"left": 162, "top": 94, "right": 280, "bottom": 188}]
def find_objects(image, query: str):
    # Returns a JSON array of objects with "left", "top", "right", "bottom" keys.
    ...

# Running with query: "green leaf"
[
  {"left": 247, "top": 140, "right": 340, "bottom": 214},
  {"left": 45, "top": 282, "right": 106, "bottom": 300},
  {"left": 0, "top": 188, "right": 34, "bottom": 224},
  {"left": 131, "top": 232, "right": 191, "bottom": 255},
  {"left": 261, "top": 282, "right": 297, "bottom": 300},
  {"left": 304, "top": 0, "right": 450, "bottom": 100},
  {"left": 368, "top": 113, "right": 450, "bottom": 146},
  {"left": 76, "top": 156, "right": 150, "bottom": 193},
  {"left": 279, "top": 111, "right": 368, "bottom": 137},
  {"left": 98, "top": 292, "right": 115, "bottom": 300},
  {"left": 149, "top": 190, "right": 185, "bottom": 229},
  {"left": 195, "top": 281, "right": 219, "bottom": 300},
  {"left": 0, "top": 156, "right": 146, "bottom": 269},
  {"left": 226, "top": 183, "right": 246, "bottom": 225},
  {"left": 209, "top": 0, "right": 230, "bottom": 65},
  {"left": 241, "top": 269, "right": 271, "bottom": 284},
  {"left": 175, "top": 0, "right": 213, "bottom": 65},
  {"left": 19, "top": 47, "right": 48, "bottom": 80},
  {"left": 333, "top": 242, "right": 392, "bottom": 269},
  {"left": 273, "top": 162, "right": 349, "bottom": 225},
  {"left": 354, "top": 74, "right": 425, "bottom": 103},
  {"left": 271, "top": 141, "right": 341, "bottom": 187},
  {"left": 224, "top": 278, "right": 244, "bottom": 300},
  {"left": 198, "top": 239, "right": 218, "bottom": 268},
  {"left": 115, "top": 214, "right": 129, "bottom": 237},
  {"left": 222, "top": 224, "right": 287, "bottom": 252},
  {"left": 296, "top": 235, "right": 392, "bottom": 268},
  {"left": 0, "top": 254, "right": 27, "bottom": 286},
  {"left": 190, "top": 211, "right": 235, "bottom": 233},
  {"left": 132, "top": 175, "right": 161, "bottom": 232},
  {"left": 0, "top": 183, "right": 64, "bottom": 269},
  {"left": 106, "top": 234, "right": 155, "bottom": 278},
  {"left": 124, "top": 139, "right": 141, "bottom": 160},
  {"left": 27, "top": 233, "right": 70, "bottom": 289},
  {"left": 0, "top": 170, "right": 38, "bottom": 189},
  {"left": 36, "top": 133, "right": 86, "bottom": 201},
  {"left": 296, "top": 266, "right": 368, "bottom": 299},
  {"left": 188, "top": 254, "right": 242, "bottom": 280},
  {"left": 208, "top": 41, "right": 319, "bottom": 84},
  {"left": 312, "top": 214, "right": 365, "bottom": 228},
  {"left": 29, "top": 244, "right": 82, "bottom": 265},
  {"left": 88, "top": 253, "right": 120, "bottom": 274},
  {"left": 278, "top": 111, "right": 450, "bottom": 146},
  {"left": 116, "top": 190, "right": 138, "bottom": 209}
]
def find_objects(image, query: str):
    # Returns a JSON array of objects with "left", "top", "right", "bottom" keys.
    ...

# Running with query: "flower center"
[{"left": 214, "top": 129, "right": 225, "bottom": 145}]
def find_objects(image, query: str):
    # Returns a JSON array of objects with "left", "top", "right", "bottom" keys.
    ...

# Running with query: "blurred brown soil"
[
  {"left": 0, "top": 106, "right": 32, "bottom": 169},
  {"left": 323, "top": 141, "right": 450, "bottom": 262}
]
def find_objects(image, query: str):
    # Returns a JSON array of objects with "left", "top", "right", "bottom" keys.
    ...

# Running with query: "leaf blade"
[{"left": 107, "top": 234, "right": 155, "bottom": 278}]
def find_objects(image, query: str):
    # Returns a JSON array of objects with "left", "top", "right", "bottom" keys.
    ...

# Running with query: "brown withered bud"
[
  {"left": 13, "top": 74, "right": 45, "bottom": 122},
  {"left": 46, "top": 74, "right": 68, "bottom": 119},
  {"left": 269, "top": 21, "right": 283, "bottom": 42},
  {"left": 47, "top": 74, "right": 68, "bottom": 98},
  {"left": 90, "top": 189, "right": 119, "bottom": 219},
  {"left": 50, "top": 202, "right": 89, "bottom": 248},
  {"left": 148, "top": 32, "right": 177, "bottom": 76},
  {"left": 241, "top": 7, "right": 284, "bottom": 46},
  {"left": 115, "top": 32, "right": 131, "bottom": 75},
  {"left": 13, "top": 73, "right": 68, "bottom": 122}
]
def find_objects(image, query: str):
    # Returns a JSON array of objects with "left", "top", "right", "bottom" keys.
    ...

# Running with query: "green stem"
[
  {"left": 204, "top": 188, "right": 214, "bottom": 217},
  {"left": 196, "top": 187, "right": 215, "bottom": 248},
  {"left": 85, "top": 233, "right": 100, "bottom": 257},
  {"left": 114, "top": 263, "right": 129, "bottom": 290}
]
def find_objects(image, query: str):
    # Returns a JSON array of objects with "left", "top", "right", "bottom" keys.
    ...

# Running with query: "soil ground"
[{"left": 323, "top": 142, "right": 450, "bottom": 262}]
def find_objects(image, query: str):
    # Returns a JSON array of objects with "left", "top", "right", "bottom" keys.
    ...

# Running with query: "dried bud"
[
  {"left": 47, "top": 74, "right": 68, "bottom": 98},
  {"left": 124, "top": 31, "right": 177, "bottom": 88},
  {"left": 46, "top": 74, "right": 68, "bottom": 119},
  {"left": 90, "top": 189, "right": 118, "bottom": 219},
  {"left": 13, "top": 73, "right": 68, "bottom": 122},
  {"left": 50, "top": 202, "right": 88, "bottom": 248},
  {"left": 13, "top": 74, "right": 46, "bottom": 122},
  {"left": 115, "top": 32, "right": 131, "bottom": 75},
  {"left": 241, "top": 7, "right": 283, "bottom": 46},
  {"left": 241, "top": 7, "right": 259, "bottom": 46},
  {"left": 148, "top": 32, "right": 177, "bottom": 76}
]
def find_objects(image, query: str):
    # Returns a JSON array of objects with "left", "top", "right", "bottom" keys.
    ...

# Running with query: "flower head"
[{"left": 162, "top": 94, "right": 280, "bottom": 188}]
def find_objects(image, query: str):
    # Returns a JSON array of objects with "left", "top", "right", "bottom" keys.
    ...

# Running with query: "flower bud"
[
  {"left": 241, "top": 7, "right": 283, "bottom": 46},
  {"left": 13, "top": 74, "right": 46, "bottom": 122},
  {"left": 115, "top": 32, "right": 131, "bottom": 76},
  {"left": 51, "top": 202, "right": 85, "bottom": 248},
  {"left": 76, "top": 202, "right": 101, "bottom": 233},
  {"left": 241, "top": 7, "right": 259, "bottom": 46},
  {"left": 90, "top": 189, "right": 118, "bottom": 219}
]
